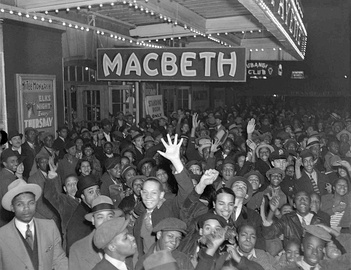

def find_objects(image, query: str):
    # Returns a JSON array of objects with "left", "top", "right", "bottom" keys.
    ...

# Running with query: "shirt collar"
[
  {"left": 104, "top": 254, "right": 128, "bottom": 270},
  {"left": 296, "top": 257, "right": 321, "bottom": 270},
  {"left": 236, "top": 246, "right": 257, "bottom": 259},
  {"left": 297, "top": 212, "right": 314, "bottom": 225},
  {"left": 15, "top": 218, "right": 35, "bottom": 238}
]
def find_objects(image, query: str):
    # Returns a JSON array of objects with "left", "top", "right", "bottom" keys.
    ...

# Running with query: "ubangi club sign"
[{"left": 97, "top": 48, "right": 246, "bottom": 82}]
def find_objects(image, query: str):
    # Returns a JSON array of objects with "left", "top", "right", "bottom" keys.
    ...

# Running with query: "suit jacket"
[
  {"left": 0, "top": 218, "right": 68, "bottom": 270},
  {"left": 69, "top": 230, "right": 101, "bottom": 270},
  {"left": 28, "top": 170, "right": 61, "bottom": 229},
  {"left": 295, "top": 169, "right": 330, "bottom": 195},
  {"left": 22, "top": 141, "right": 39, "bottom": 179},
  {"left": 92, "top": 258, "right": 119, "bottom": 270},
  {"left": 53, "top": 137, "right": 66, "bottom": 160},
  {"left": 0, "top": 168, "right": 17, "bottom": 226}
]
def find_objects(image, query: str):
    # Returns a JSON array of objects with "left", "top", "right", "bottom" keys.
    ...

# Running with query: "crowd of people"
[{"left": 0, "top": 97, "right": 350, "bottom": 270}]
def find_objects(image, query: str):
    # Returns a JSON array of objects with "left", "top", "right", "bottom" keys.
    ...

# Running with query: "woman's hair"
[
  {"left": 200, "top": 185, "right": 217, "bottom": 209},
  {"left": 150, "top": 162, "right": 178, "bottom": 194},
  {"left": 82, "top": 142, "right": 95, "bottom": 155},
  {"left": 75, "top": 158, "right": 93, "bottom": 176}
]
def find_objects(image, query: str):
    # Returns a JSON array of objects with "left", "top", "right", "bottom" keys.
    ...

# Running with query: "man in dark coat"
[
  {"left": 53, "top": 126, "right": 69, "bottom": 160},
  {"left": 21, "top": 127, "right": 39, "bottom": 179}
]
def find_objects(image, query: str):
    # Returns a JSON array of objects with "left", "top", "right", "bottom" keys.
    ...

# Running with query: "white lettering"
[
  {"left": 161, "top": 52, "right": 177, "bottom": 76},
  {"left": 103, "top": 53, "right": 122, "bottom": 76},
  {"left": 199, "top": 52, "right": 216, "bottom": 76},
  {"left": 125, "top": 53, "right": 141, "bottom": 76},
  {"left": 217, "top": 52, "right": 237, "bottom": 77},
  {"left": 180, "top": 52, "right": 196, "bottom": 77},
  {"left": 143, "top": 53, "right": 159, "bottom": 76}
]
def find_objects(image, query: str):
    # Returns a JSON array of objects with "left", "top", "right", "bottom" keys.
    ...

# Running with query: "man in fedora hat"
[
  {"left": 92, "top": 217, "right": 137, "bottom": 270},
  {"left": 0, "top": 148, "right": 23, "bottom": 226},
  {"left": 0, "top": 179, "right": 68, "bottom": 270},
  {"left": 69, "top": 195, "right": 124, "bottom": 270},
  {"left": 66, "top": 174, "right": 101, "bottom": 253},
  {"left": 135, "top": 217, "right": 193, "bottom": 270}
]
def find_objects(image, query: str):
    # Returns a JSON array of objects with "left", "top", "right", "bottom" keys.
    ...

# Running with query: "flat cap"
[
  {"left": 137, "top": 158, "right": 156, "bottom": 172},
  {"left": 266, "top": 168, "right": 285, "bottom": 179},
  {"left": 93, "top": 217, "right": 129, "bottom": 249},
  {"left": 198, "top": 212, "right": 227, "bottom": 228},
  {"left": 126, "top": 175, "right": 146, "bottom": 189},
  {"left": 105, "top": 156, "right": 121, "bottom": 171},
  {"left": 152, "top": 217, "right": 187, "bottom": 234},
  {"left": 244, "top": 170, "right": 264, "bottom": 185},
  {"left": 300, "top": 149, "right": 314, "bottom": 160},
  {"left": 304, "top": 225, "right": 331, "bottom": 242},
  {"left": 1, "top": 148, "right": 19, "bottom": 162},
  {"left": 64, "top": 140, "right": 76, "bottom": 150},
  {"left": 270, "top": 149, "right": 289, "bottom": 161}
]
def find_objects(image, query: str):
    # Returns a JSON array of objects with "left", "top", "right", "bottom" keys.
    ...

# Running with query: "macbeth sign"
[
  {"left": 16, "top": 74, "right": 57, "bottom": 135},
  {"left": 97, "top": 48, "right": 246, "bottom": 82}
]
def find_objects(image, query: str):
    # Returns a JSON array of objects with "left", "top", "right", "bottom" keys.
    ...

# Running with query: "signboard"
[
  {"left": 97, "top": 48, "right": 246, "bottom": 82},
  {"left": 145, "top": 95, "right": 165, "bottom": 119},
  {"left": 247, "top": 61, "right": 283, "bottom": 79},
  {"left": 16, "top": 74, "right": 57, "bottom": 135}
]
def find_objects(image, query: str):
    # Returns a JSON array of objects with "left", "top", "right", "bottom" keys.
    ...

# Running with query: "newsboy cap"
[{"left": 152, "top": 217, "right": 187, "bottom": 234}]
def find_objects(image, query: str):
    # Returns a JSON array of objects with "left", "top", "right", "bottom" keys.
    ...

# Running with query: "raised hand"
[
  {"left": 48, "top": 156, "right": 58, "bottom": 173},
  {"left": 267, "top": 192, "right": 280, "bottom": 213},
  {"left": 199, "top": 169, "right": 219, "bottom": 186},
  {"left": 227, "top": 244, "right": 242, "bottom": 263},
  {"left": 157, "top": 134, "right": 183, "bottom": 173},
  {"left": 211, "top": 139, "right": 220, "bottom": 153},
  {"left": 192, "top": 113, "right": 200, "bottom": 129},
  {"left": 247, "top": 118, "right": 256, "bottom": 134}
]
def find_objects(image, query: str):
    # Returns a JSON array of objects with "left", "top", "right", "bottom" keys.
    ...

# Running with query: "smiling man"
[{"left": 135, "top": 217, "right": 193, "bottom": 270}]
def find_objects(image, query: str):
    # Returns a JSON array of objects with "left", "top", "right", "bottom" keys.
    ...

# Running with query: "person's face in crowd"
[
  {"left": 306, "top": 126, "right": 314, "bottom": 137},
  {"left": 213, "top": 192, "right": 235, "bottom": 220},
  {"left": 75, "top": 138, "right": 84, "bottom": 150},
  {"left": 63, "top": 176, "right": 78, "bottom": 197},
  {"left": 247, "top": 175, "right": 260, "bottom": 192},
  {"left": 232, "top": 181, "right": 248, "bottom": 199},
  {"left": 262, "top": 118, "right": 269, "bottom": 126},
  {"left": 202, "top": 147, "right": 211, "bottom": 160},
  {"left": 294, "top": 191, "right": 311, "bottom": 216},
  {"left": 285, "top": 165, "right": 295, "bottom": 177},
  {"left": 121, "top": 157, "right": 130, "bottom": 169},
  {"left": 156, "top": 230, "right": 182, "bottom": 251},
  {"left": 124, "top": 168, "right": 136, "bottom": 182},
  {"left": 141, "top": 180, "right": 164, "bottom": 210},
  {"left": 189, "top": 164, "right": 202, "bottom": 175},
  {"left": 109, "top": 164, "right": 122, "bottom": 179},
  {"left": 134, "top": 136, "right": 144, "bottom": 149},
  {"left": 181, "top": 123, "right": 190, "bottom": 134},
  {"left": 154, "top": 134, "right": 163, "bottom": 145},
  {"left": 223, "top": 140, "right": 234, "bottom": 155},
  {"left": 117, "top": 113, "right": 124, "bottom": 120},
  {"left": 333, "top": 124, "right": 342, "bottom": 134},
  {"left": 274, "top": 138, "right": 282, "bottom": 149},
  {"left": 302, "top": 235, "right": 325, "bottom": 266},
  {"left": 132, "top": 179, "right": 143, "bottom": 196},
  {"left": 81, "top": 131, "right": 91, "bottom": 140},
  {"left": 123, "top": 151, "right": 134, "bottom": 164},
  {"left": 11, "top": 192, "right": 36, "bottom": 223},
  {"left": 237, "top": 155, "right": 246, "bottom": 169},
  {"left": 103, "top": 123, "right": 112, "bottom": 133},
  {"left": 104, "top": 143, "right": 113, "bottom": 155},
  {"left": 259, "top": 147, "right": 270, "bottom": 162},
  {"left": 326, "top": 241, "right": 341, "bottom": 259},
  {"left": 309, "top": 194, "right": 321, "bottom": 213},
  {"left": 337, "top": 167, "right": 348, "bottom": 178},
  {"left": 340, "top": 134, "right": 349, "bottom": 143},
  {"left": 269, "top": 173, "right": 283, "bottom": 188},
  {"left": 199, "top": 129, "right": 208, "bottom": 138},
  {"left": 182, "top": 137, "right": 188, "bottom": 147},
  {"left": 144, "top": 141, "right": 154, "bottom": 151},
  {"left": 43, "top": 135, "right": 54, "bottom": 148},
  {"left": 84, "top": 146, "right": 94, "bottom": 157},
  {"left": 285, "top": 242, "right": 300, "bottom": 266},
  {"left": 81, "top": 185, "right": 100, "bottom": 207},
  {"left": 237, "top": 225, "right": 256, "bottom": 254},
  {"left": 59, "top": 128, "right": 68, "bottom": 139},
  {"left": 302, "top": 156, "right": 315, "bottom": 174},
  {"left": 285, "top": 126, "right": 293, "bottom": 134},
  {"left": 317, "top": 122, "right": 323, "bottom": 131},
  {"left": 167, "top": 124, "right": 175, "bottom": 134},
  {"left": 80, "top": 161, "right": 92, "bottom": 176},
  {"left": 67, "top": 145, "right": 77, "bottom": 157},
  {"left": 37, "top": 157, "right": 49, "bottom": 172},
  {"left": 141, "top": 162, "right": 153, "bottom": 177},
  {"left": 281, "top": 205, "right": 293, "bottom": 215},
  {"left": 286, "top": 142, "right": 297, "bottom": 152},
  {"left": 328, "top": 141, "right": 339, "bottom": 155},
  {"left": 221, "top": 163, "right": 235, "bottom": 181},
  {"left": 156, "top": 169, "right": 168, "bottom": 183},
  {"left": 216, "top": 159, "right": 224, "bottom": 171},
  {"left": 199, "top": 219, "right": 223, "bottom": 237},
  {"left": 310, "top": 144, "right": 320, "bottom": 159},
  {"left": 26, "top": 130, "right": 37, "bottom": 144},
  {"left": 159, "top": 119, "right": 167, "bottom": 127},
  {"left": 110, "top": 229, "right": 137, "bottom": 257},
  {"left": 3, "top": 156, "right": 19, "bottom": 172},
  {"left": 92, "top": 209, "right": 115, "bottom": 228},
  {"left": 334, "top": 178, "right": 348, "bottom": 196},
  {"left": 286, "top": 155, "right": 295, "bottom": 166},
  {"left": 272, "top": 158, "right": 287, "bottom": 171}
]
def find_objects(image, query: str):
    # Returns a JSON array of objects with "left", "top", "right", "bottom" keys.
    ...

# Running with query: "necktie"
[
  {"left": 144, "top": 211, "right": 153, "bottom": 231},
  {"left": 301, "top": 216, "right": 307, "bottom": 228},
  {"left": 309, "top": 174, "right": 320, "bottom": 194},
  {"left": 26, "top": 224, "right": 34, "bottom": 249}
]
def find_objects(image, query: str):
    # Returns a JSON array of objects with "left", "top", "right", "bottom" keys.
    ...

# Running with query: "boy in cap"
[
  {"left": 135, "top": 217, "right": 193, "bottom": 270},
  {"left": 69, "top": 195, "right": 123, "bottom": 270},
  {"left": 92, "top": 217, "right": 137, "bottom": 270},
  {"left": 0, "top": 179, "right": 68, "bottom": 269},
  {"left": 66, "top": 174, "right": 101, "bottom": 253},
  {"left": 264, "top": 167, "right": 287, "bottom": 209}
]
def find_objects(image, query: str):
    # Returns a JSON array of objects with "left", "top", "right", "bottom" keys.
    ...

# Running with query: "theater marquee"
[{"left": 97, "top": 48, "right": 246, "bottom": 82}]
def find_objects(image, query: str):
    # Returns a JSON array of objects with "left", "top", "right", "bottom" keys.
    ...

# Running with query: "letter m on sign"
[{"left": 103, "top": 53, "right": 122, "bottom": 77}]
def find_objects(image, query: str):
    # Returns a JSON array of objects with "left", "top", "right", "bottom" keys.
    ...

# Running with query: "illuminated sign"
[{"left": 97, "top": 48, "right": 246, "bottom": 82}]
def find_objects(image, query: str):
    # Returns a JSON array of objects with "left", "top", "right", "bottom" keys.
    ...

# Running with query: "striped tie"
[{"left": 309, "top": 174, "right": 320, "bottom": 194}]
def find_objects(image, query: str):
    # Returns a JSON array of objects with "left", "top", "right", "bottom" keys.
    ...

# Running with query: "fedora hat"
[
  {"left": 76, "top": 175, "right": 100, "bottom": 198},
  {"left": 225, "top": 176, "right": 253, "bottom": 204},
  {"left": 126, "top": 175, "right": 147, "bottom": 189},
  {"left": 8, "top": 130, "right": 23, "bottom": 141},
  {"left": 255, "top": 142, "right": 274, "bottom": 157},
  {"left": 2, "top": 179, "right": 42, "bottom": 211},
  {"left": 336, "top": 129, "right": 351, "bottom": 141},
  {"left": 214, "top": 129, "right": 229, "bottom": 146},
  {"left": 84, "top": 195, "right": 124, "bottom": 221}
]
